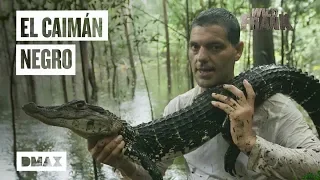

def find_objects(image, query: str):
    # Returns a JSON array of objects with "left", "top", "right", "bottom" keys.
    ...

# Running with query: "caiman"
[{"left": 22, "top": 64, "right": 320, "bottom": 180}]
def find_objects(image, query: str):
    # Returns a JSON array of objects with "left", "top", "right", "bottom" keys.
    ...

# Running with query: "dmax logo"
[{"left": 17, "top": 152, "right": 67, "bottom": 171}]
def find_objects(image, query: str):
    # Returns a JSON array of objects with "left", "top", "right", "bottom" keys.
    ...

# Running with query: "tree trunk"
[
  {"left": 68, "top": 41, "right": 77, "bottom": 99},
  {"left": 71, "top": 76, "right": 77, "bottom": 99},
  {"left": 122, "top": 8, "right": 137, "bottom": 88},
  {"left": 23, "top": 42, "right": 37, "bottom": 103},
  {"left": 280, "top": 0, "right": 284, "bottom": 65},
  {"left": 57, "top": 41, "right": 68, "bottom": 103},
  {"left": 104, "top": 40, "right": 111, "bottom": 96},
  {"left": 79, "top": 41, "right": 89, "bottom": 102},
  {"left": 106, "top": 61, "right": 111, "bottom": 96},
  {"left": 186, "top": 0, "right": 193, "bottom": 89},
  {"left": 89, "top": 41, "right": 98, "bottom": 103},
  {"left": 284, "top": 25, "right": 290, "bottom": 65},
  {"left": 250, "top": 0, "right": 275, "bottom": 66},
  {"left": 61, "top": 76, "right": 68, "bottom": 102},
  {"left": 107, "top": 32, "right": 117, "bottom": 99},
  {"left": 0, "top": 13, "right": 11, "bottom": 77},
  {"left": 157, "top": 24, "right": 160, "bottom": 88},
  {"left": 112, "top": 68, "right": 117, "bottom": 99},
  {"left": 281, "top": 29, "right": 284, "bottom": 65},
  {"left": 186, "top": 0, "right": 192, "bottom": 89},
  {"left": 288, "top": 6, "right": 298, "bottom": 67},
  {"left": 132, "top": 20, "right": 154, "bottom": 119},
  {"left": 4, "top": 2, "right": 22, "bottom": 178},
  {"left": 9, "top": 39, "right": 22, "bottom": 180},
  {"left": 77, "top": 0, "right": 90, "bottom": 103},
  {"left": 163, "top": 0, "right": 172, "bottom": 95},
  {"left": 108, "top": 32, "right": 116, "bottom": 68},
  {"left": 246, "top": 25, "right": 252, "bottom": 69},
  {"left": 77, "top": 0, "right": 98, "bottom": 178},
  {"left": 27, "top": 76, "right": 37, "bottom": 102}
]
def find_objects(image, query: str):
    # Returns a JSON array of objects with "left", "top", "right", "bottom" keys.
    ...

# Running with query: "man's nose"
[{"left": 196, "top": 46, "right": 209, "bottom": 62}]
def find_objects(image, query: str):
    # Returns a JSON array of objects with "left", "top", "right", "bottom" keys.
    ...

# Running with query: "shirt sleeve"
[{"left": 247, "top": 96, "right": 320, "bottom": 179}]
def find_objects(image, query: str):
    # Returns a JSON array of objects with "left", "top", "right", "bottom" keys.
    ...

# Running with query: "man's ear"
[{"left": 234, "top": 41, "right": 244, "bottom": 61}]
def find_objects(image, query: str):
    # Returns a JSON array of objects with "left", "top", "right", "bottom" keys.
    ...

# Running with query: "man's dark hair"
[{"left": 191, "top": 8, "right": 240, "bottom": 46}]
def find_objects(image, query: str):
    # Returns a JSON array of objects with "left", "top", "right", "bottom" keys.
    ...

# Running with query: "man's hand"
[
  {"left": 88, "top": 136, "right": 146, "bottom": 179},
  {"left": 211, "top": 79, "right": 257, "bottom": 153},
  {"left": 88, "top": 135, "right": 126, "bottom": 169}
]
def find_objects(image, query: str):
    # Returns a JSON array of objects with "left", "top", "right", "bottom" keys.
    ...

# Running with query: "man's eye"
[
  {"left": 191, "top": 44, "right": 199, "bottom": 50},
  {"left": 211, "top": 45, "right": 222, "bottom": 51}
]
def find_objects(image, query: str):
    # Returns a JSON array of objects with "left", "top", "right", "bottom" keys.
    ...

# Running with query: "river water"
[{"left": 0, "top": 64, "right": 189, "bottom": 180}]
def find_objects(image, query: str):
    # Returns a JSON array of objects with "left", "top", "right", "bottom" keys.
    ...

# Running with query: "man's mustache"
[{"left": 196, "top": 65, "right": 215, "bottom": 71}]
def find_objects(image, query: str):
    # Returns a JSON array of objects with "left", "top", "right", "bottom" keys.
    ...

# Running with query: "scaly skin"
[{"left": 22, "top": 64, "right": 320, "bottom": 180}]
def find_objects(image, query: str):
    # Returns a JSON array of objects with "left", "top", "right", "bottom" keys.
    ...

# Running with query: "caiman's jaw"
[{"left": 22, "top": 100, "right": 123, "bottom": 139}]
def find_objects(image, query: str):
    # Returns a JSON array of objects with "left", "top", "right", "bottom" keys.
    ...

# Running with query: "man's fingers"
[
  {"left": 212, "top": 93, "right": 239, "bottom": 108},
  {"left": 211, "top": 101, "right": 234, "bottom": 114},
  {"left": 89, "top": 136, "right": 115, "bottom": 157},
  {"left": 110, "top": 141, "right": 125, "bottom": 159},
  {"left": 87, "top": 138, "right": 98, "bottom": 150},
  {"left": 90, "top": 139, "right": 107, "bottom": 158},
  {"left": 96, "top": 135, "right": 123, "bottom": 162},
  {"left": 243, "top": 79, "right": 255, "bottom": 106},
  {"left": 223, "top": 84, "right": 246, "bottom": 105},
  {"left": 103, "top": 141, "right": 126, "bottom": 165}
]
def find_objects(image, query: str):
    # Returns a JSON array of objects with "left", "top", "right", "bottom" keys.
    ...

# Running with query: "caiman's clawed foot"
[
  {"left": 224, "top": 144, "right": 241, "bottom": 176},
  {"left": 134, "top": 149, "right": 163, "bottom": 180},
  {"left": 148, "top": 169, "right": 163, "bottom": 180},
  {"left": 142, "top": 157, "right": 163, "bottom": 180}
]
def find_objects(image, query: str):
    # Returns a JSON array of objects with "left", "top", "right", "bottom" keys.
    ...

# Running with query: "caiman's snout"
[{"left": 22, "top": 102, "right": 39, "bottom": 113}]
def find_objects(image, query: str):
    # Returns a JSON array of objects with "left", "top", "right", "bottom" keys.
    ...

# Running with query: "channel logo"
[{"left": 17, "top": 151, "right": 67, "bottom": 171}]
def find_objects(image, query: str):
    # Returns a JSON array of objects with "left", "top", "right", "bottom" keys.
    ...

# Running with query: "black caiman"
[{"left": 22, "top": 64, "right": 320, "bottom": 180}]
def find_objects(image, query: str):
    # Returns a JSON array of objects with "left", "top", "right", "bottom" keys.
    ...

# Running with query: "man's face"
[{"left": 189, "top": 25, "right": 243, "bottom": 89}]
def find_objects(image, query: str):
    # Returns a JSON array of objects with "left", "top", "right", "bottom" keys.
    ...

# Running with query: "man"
[{"left": 88, "top": 8, "right": 320, "bottom": 179}]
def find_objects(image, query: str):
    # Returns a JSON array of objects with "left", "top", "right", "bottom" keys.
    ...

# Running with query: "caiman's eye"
[
  {"left": 89, "top": 105, "right": 106, "bottom": 114},
  {"left": 75, "top": 101, "right": 86, "bottom": 108}
]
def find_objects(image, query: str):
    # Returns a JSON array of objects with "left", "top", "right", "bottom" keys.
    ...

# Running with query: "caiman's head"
[{"left": 22, "top": 100, "right": 124, "bottom": 139}]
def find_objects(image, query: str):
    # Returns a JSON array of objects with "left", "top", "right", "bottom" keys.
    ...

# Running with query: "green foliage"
[{"left": 300, "top": 171, "right": 320, "bottom": 180}]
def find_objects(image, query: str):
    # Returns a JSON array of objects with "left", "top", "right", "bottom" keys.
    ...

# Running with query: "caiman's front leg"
[
  {"left": 224, "top": 143, "right": 240, "bottom": 176},
  {"left": 221, "top": 117, "right": 241, "bottom": 176},
  {"left": 221, "top": 116, "right": 233, "bottom": 144},
  {"left": 129, "top": 146, "right": 163, "bottom": 180},
  {"left": 138, "top": 152, "right": 163, "bottom": 180}
]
